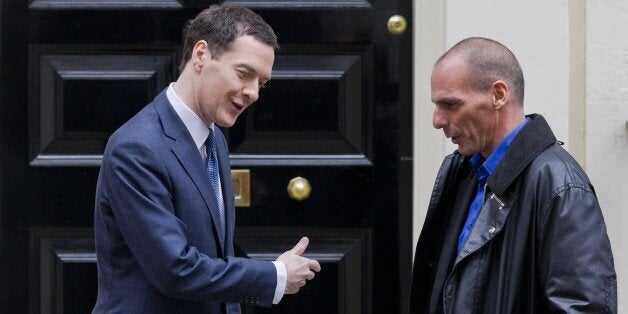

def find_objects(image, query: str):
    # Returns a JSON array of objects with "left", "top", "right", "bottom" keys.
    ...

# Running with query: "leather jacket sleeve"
[{"left": 536, "top": 183, "right": 617, "bottom": 313}]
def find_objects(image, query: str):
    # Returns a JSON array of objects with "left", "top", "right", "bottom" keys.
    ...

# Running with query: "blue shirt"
[{"left": 457, "top": 117, "right": 530, "bottom": 252}]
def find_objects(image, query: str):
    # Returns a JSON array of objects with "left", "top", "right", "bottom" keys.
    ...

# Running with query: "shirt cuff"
[{"left": 271, "top": 261, "right": 287, "bottom": 304}]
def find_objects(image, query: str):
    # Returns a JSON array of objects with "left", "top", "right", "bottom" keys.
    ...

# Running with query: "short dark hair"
[
  {"left": 179, "top": 5, "right": 279, "bottom": 72},
  {"left": 437, "top": 37, "right": 525, "bottom": 106}
]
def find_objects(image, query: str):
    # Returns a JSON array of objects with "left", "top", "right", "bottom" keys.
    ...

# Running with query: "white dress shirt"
[{"left": 166, "top": 83, "right": 286, "bottom": 304}]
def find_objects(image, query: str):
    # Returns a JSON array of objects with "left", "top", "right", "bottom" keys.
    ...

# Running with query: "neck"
[
  {"left": 482, "top": 105, "right": 525, "bottom": 157},
  {"left": 173, "top": 65, "right": 197, "bottom": 114}
]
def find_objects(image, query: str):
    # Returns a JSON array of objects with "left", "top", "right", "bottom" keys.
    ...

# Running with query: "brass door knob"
[
  {"left": 387, "top": 15, "right": 407, "bottom": 35},
  {"left": 287, "top": 177, "right": 311, "bottom": 201}
]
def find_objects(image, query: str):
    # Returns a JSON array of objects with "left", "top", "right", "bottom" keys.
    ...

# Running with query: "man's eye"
[{"left": 238, "top": 70, "right": 250, "bottom": 78}]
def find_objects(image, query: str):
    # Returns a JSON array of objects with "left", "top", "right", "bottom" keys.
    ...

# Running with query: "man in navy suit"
[{"left": 93, "top": 5, "right": 321, "bottom": 313}]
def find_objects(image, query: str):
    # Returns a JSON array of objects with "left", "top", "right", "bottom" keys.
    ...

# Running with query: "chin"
[
  {"left": 457, "top": 146, "right": 474, "bottom": 156},
  {"left": 216, "top": 118, "right": 237, "bottom": 128},
  {"left": 216, "top": 122, "right": 234, "bottom": 128}
]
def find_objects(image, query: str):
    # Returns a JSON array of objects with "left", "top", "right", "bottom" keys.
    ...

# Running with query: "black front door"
[{"left": 0, "top": 1, "right": 412, "bottom": 313}]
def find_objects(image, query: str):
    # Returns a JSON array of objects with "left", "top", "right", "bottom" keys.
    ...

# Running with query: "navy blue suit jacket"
[{"left": 93, "top": 90, "right": 276, "bottom": 313}]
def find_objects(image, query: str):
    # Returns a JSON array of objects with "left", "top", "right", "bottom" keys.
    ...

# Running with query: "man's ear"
[
  {"left": 192, "top": 40, "right": 210, "bottom": 71},
  {"left": 492, "top": 80, "right": 508, "bottom": 110}
]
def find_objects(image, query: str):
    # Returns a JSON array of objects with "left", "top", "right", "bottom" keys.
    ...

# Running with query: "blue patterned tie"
[{"left": 205, "top": 128, "right": 224, "bottom": 236}]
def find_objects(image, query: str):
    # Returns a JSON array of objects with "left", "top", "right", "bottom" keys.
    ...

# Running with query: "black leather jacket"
[{"left": 410, "top": 114, "right": 617, "bottom": 313}]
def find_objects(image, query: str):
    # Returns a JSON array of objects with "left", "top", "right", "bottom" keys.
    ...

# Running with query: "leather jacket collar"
[{"left": 487, "top": 114, "right": 557, "bottom": 197}]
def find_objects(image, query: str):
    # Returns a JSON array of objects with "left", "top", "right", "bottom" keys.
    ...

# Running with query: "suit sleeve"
[
  {"left": 104, "top": 136, "right": 277, "bottom": 305},
  {"left": 537, "top": 184, "right": 617, "bottom": 313}
]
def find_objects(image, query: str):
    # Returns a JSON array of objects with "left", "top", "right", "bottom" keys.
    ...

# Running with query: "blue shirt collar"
[{"left": 469, "top": 117, "right": 530, "bottom": 183}]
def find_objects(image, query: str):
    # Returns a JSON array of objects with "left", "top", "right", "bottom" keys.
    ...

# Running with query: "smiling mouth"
[{"left": 232, "top": 102, "right": 244, "bottom": 113}]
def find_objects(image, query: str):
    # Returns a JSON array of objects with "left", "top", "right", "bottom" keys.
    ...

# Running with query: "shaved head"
[{"left": 436, "top": 37, "right": 525, "bottom": 106}]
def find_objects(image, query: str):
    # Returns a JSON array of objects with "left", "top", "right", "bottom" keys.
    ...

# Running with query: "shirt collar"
[
  {"left": 470, "top": 117, "right": 530, "bottom": 182},
  {"left": 166, "top": 83, "right": 214, "bottom": 150}
]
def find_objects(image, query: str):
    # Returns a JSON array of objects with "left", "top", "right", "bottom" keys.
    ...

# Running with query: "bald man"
[{"left": 410, "top": 37, "right": 616, "bottom": 313}]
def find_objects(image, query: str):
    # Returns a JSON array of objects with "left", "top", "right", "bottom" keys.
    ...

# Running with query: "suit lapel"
[{"left": 153, "top": 90, "right": 226, "bottom": 252}]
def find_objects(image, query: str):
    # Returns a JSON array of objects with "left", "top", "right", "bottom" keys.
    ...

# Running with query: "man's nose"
[
  {"left": 432, "top": 106, "right": 446, "bottom": 129},
  {"left": 242, "top": 82, "right": 259, "bottom": 103}
]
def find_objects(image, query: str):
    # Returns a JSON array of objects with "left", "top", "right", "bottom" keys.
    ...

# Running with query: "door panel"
[
  {"left": 236, "top": 228, "right": 371, "bottom": 313},
  {"left": 28, "top": 45, "right": 178, "bottom": 166},
  {"left": 29, "top": 228, "right": 96, "bottom": 314},
  {"left": 0, "top": 0, "right": 412, "bottom": 312},
  {"left": 228, "top": 47, "right": 370, "bottom": 160},
  {"left": 29, "top": 0, "right": 184, "bottom": 10}
]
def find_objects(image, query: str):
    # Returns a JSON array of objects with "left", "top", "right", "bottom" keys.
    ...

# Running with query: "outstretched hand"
[{"left": 277, "top": 237, "right": 321, "bottom": 294}]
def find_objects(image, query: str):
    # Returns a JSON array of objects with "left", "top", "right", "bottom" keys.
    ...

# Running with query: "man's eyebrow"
[{"left": 432, "top": 96, "right": 460, "bottom": 104}]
